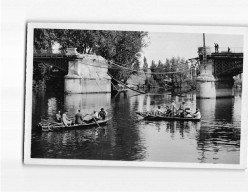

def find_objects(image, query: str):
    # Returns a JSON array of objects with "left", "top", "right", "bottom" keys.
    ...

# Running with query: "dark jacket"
[
  {"left": 98, "top": 110, "right": 107, "bottom": 120},
  {"left": 75, "top": 112, "right": 84, "bottom": 124}
]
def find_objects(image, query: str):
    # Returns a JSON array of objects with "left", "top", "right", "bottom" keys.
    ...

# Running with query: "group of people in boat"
[
  {"left": 149, "top": 100, "right": 201, "bottom": 119},
  {"left": 55, "top": 108, "right": 108, "bottom": 127}
]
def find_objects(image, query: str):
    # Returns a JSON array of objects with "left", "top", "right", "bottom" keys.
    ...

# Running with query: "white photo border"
[{"left": 24, "top": 23, "right": 248, "bottom": 169}]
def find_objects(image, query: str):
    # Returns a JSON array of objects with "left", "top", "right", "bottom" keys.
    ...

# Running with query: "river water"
[{"left": 31, "top": 89, "right": 241, "bottom": 164}]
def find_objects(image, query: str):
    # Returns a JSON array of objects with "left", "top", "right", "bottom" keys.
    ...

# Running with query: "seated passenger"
[
  {"left": 185, "top": 108, "right": 193, "bottom": 118},
  {"left": 98, "top": 108, "right": 107, "bottom": 120},
  {"left": 178, "top": 102, "right": 186, "bottom": 118},
  {"left": 55, "top": 110, "right": 62, "bottom": 122},
  {"left": 155, "top": 106, "right": 163, "bottom": 116},
  {"left": 149, "top": 110, "right": 155, "bottom": 116},
  {"left": 62, "top": 111, "right": 72, "bottom": 127},
  {"left": 192, "top": 108, "right": 201, "bottom": 119},
  {"left": 164, "top": 105, "right": 172, "bottom": 117},
  {"left": 75, "top": 110, "right": 85, "bottom": 125}
]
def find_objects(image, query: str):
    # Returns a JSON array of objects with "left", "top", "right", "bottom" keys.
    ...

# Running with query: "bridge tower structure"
[
  {"left": 196, "top": 46, "right": 216, "bottom": 98},
  {"left": 195, "top": 35, "right": 243, "bottom": 98},
  {"left": 196, "top": 33, "right": 216, "bottom": 98}
]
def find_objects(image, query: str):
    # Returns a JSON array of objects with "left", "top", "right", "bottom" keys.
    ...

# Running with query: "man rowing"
[{"left": 86, "top": 110, "right": 100, "bottom": 124}]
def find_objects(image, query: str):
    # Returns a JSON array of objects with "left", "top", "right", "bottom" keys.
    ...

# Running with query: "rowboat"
[
  {"left": 37, "top": 118, "right": 112, "bottom": 132},
  {"left": 136, "top": 112, "right": 201, "bottom": 122}
]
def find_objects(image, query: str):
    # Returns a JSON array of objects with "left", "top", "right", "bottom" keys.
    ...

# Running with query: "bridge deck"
[
  {"left": 211, "top": 52, "right": 243, "bottom": 58},
  {"left": 211, "top": 52, "right": 243, "bottom": 77}
]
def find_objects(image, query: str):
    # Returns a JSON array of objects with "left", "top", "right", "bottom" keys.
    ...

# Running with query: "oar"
[
  {"left": 83, "top": 113, "right": 90, "bottom": 118},
  {"left": 93, "top": 117, "right": 101, "bottom": 128},
  {"left": 93, "top": 117, "right": 105, "bottom": 136}
]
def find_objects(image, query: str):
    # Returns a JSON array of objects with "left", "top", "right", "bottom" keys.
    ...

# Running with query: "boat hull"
[
  {"left": 38, "top": 118, "right": 111, "bottom": 132},
  {"left": 136, "top": 112, "right": 201, "bottom": 122}
]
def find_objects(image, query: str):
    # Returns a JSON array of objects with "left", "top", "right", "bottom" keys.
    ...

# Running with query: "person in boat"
[
  {"left": 170, "top": 100, "right": 178, "bottom": 117},
  {"left": 185, "top": 108, "right": 193, "bottom": 118},
  {"left": 55, "top": 110, "right": 62, "bottom": 122},
  {"left": 62, "top": 111, "right": 72, "bottom": 127},
  {"left": 178, "top": 102, "right": 186, "bottom": 118},
  {"left": 98, "top": 108, "right": 107, "bottom": 120},
  {"left": 92, "top": 110, "right": 99, "bottom": 120},
  {"left": 155, "top": 106, "right": 163, "bottom": 116},
  {"left": 75, "top": 110, "right": 85, "bottom": 125},
  {"left": 87, "top": 110, "right": 100, "bottom": 123},
  {"left": 164, "top": 105, "right": 172, "bottom": 117},
  {"left": 192, "top": 108, "right": 201, "bottom": 119}
]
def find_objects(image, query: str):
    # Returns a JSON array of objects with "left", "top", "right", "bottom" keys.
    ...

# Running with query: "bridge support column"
[
  {"left": 196, "top": 62, "right": 234, "bottom": 98},
  {"left": 196, "top": 62, "right": 216, "bottom": 98},
  {"left": 64, "top": 49, "right": 111, "bottom": 94},
  {"left": 215, "top": 76, "right": 234, "bottom": 98}
]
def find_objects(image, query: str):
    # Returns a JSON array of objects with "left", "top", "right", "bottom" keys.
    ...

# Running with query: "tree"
[
  {"left": 33, "top": 29, "right": 149, "bottom": 81},
  {"left": 148, "top": 57, "right": 189, "bottom": 88},
  {"left": 150, "top": 60, "right": 157, "bottom": 72},
  {"left": 34, "top": 29, "right": 56, "bottom": 51},
  {"left": 143, "top": 57, "right": 148, "bottom": 72}
]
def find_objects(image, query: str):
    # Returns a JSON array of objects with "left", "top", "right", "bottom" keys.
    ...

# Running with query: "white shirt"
[
  {"left": 92, "top": 112, "right": 99, "bottom": 118},
  {"left": 194, "top": 111, "right": 201, "bottom": 119}
]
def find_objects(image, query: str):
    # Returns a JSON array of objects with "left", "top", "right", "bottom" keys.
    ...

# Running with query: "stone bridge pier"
[
  {"left": 64, "top": 48, "right": 111, "bottom": 94},
  {"left": 196, "top": 47, "right": 239, "bottom": 98}
]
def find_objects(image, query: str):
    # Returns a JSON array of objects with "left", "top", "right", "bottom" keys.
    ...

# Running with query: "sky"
[{"left": 143, "top": 32, "right": 244, "bottom": 65}]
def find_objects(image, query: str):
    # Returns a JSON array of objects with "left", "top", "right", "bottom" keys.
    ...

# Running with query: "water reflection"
[
  {"left": 64, "top": 93, "right": 111, "bottom": 120},
  {"left": 31, "top": 89, "right": 241, "bottom": 164}
]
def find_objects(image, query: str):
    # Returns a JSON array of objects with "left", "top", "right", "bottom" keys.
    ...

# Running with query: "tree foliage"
[
  {"left": 143, "top": 57, "right": 149, "bottom": 72},
  {"left": 34, "top": 29, "right": 148, "bottom": 81},
  {"left": 149, "top": 57, "right": 189, "bottom": 88},
  {"left": 34, "top": 29, "right": 56, "bottom": 50}
]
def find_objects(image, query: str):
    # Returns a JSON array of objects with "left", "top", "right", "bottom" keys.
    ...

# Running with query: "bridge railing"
[
  {"left": 34, "top": 49, "right": 67, "bottom": 57},
  {"left": 209, "top": 47, "right": 243, "bottom": 54}
]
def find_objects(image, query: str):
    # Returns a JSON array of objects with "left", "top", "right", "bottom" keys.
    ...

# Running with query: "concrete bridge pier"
[
  {"left": 196, "top": 46, "right": 237, "bottom": 99},
  {"left": 196, "top": 61, "right": 216, "bottom": 98},
  {"left": 64, "top": 48, "right": 111, "bottom": 94},
  {"left": 215, "top": 76, "right": 234, "bottom": 98},
  {"left": 196, "top": 62, "right": 234, "bottom": 98}
]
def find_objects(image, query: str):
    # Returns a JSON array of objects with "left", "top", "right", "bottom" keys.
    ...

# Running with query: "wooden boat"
[
  {"left": 136, "top": 112, "right": 201, "bottom": 122},
  {"left": 38, "top": 118, "right": 112, "bottom": 131}
]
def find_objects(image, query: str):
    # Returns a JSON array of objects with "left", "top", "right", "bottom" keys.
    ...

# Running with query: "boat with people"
[
  {"left": 136, "top": 112, "right": 201, "bottom": 122},
  {"left": 136, "top": 100, "right": 202, "bottom": 122},
  {"left": 38, "top": 107, "right": 111, "bottom": 131},
  {"left": 37, "top": 117, "right": 112, "bottom": 132}
]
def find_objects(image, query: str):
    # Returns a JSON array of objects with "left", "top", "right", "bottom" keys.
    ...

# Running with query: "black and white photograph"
[
  {"left": 3, "top": 0, "right": 248, "bottom": 192},
  {"left": 24, "top": 23, "right": 247, "bottom": 169}
]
